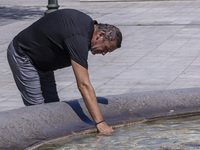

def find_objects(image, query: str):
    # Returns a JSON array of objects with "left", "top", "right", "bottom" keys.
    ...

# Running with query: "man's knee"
[{"left": 22, "top": 95, "right": 44, "bottom": 106}]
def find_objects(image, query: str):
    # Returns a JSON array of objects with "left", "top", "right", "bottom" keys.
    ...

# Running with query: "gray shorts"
[{"left": 7, "top": 41, "right": 59, "bottom": 106}]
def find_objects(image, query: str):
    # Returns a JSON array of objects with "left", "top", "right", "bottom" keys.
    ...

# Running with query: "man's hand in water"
[{"left": 96, "top": 121, "right": 114, "bottom": 134}]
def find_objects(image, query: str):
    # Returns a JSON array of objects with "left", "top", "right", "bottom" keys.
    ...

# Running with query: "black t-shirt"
[{"left": 13, "top": 9, "right": 96, "bottom": 71}]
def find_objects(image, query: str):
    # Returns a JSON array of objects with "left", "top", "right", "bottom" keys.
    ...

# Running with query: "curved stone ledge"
[{"left": 1, "top": 88, "right": 200, "bottom": 149}]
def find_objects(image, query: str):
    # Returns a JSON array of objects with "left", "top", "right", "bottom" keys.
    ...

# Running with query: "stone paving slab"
[{"left": 0, "top": 0, "right": 200, "bottom": 111}]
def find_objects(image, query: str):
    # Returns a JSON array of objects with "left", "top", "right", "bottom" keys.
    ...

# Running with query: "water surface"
[{"left": 37, "top": 115, "right": 200, "bottom": 150}]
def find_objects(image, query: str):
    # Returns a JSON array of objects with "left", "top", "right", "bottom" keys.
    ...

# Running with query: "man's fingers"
[{"left": 96, "top": 122, "right": 114, "bottom": 135}]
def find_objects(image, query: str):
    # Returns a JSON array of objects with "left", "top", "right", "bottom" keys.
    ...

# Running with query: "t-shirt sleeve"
[{"left": 64, "top": 35, "right": 89, "bottom": 69}]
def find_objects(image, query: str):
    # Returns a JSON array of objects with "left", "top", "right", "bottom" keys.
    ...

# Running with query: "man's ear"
[{"left": 97, "top": 31, "right": 105, "bottom": 40}]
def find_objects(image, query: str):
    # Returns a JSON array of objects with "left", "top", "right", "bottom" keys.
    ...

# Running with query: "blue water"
[{"left": 37, "top": 115, "right": 200, "bottom": 150}]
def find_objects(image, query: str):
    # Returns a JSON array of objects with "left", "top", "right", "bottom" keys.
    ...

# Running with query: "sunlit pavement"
[{"left": 0, "top": 0, "right": 200, "bottom": 111}]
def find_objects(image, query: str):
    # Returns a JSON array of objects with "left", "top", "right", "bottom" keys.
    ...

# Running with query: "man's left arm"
[{"left": 71, "top": 60, "right": 114, "bottom": 134}]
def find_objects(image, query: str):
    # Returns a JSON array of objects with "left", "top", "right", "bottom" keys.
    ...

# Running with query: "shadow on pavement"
[
  {"left": 0, "top": 6, "right": 44, "bottom": 26},
  {"left": 65, "top": 97, "right": 109, "bottom": 125}
]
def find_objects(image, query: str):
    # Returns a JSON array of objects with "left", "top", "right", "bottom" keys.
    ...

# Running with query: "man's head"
[{"left": 90, "top": 23, "right": 122, "bottom": 55}]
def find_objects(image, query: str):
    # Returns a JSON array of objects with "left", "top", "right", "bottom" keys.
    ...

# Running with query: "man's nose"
[{"left": 102, "top": 51, "right": 107, "bottom": 55}]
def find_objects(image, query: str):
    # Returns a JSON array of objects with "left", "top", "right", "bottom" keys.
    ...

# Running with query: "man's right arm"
[{"left": 71, "top": 60, "right": 114, "bottom": 134}]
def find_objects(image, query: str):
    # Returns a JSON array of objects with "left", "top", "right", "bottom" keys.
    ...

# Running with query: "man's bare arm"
[{"left": 71, "top": 60, "right": 114, "bottom": 134}]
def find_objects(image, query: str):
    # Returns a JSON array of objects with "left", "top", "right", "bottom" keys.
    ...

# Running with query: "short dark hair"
[{"left": 96, "top": 23, "right": 122, "bottom": 48}]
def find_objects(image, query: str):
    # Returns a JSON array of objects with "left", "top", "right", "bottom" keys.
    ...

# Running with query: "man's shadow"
[{"left": 64, "top": 97, "right": 108, "bottom": 125}]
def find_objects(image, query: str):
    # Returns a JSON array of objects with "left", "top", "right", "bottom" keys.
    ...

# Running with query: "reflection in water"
[{"left": 37, "top": 115, "right": 200, "bottom": 150}]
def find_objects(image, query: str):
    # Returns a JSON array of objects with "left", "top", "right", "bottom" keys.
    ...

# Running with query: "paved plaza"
[{"left": 0, "top": 0, "right": 200, "bottom": 111}]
